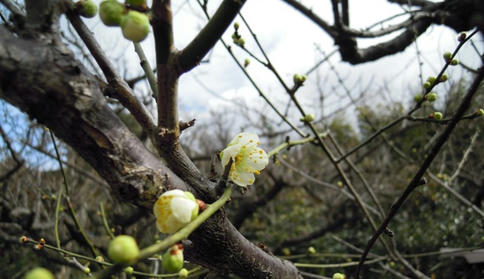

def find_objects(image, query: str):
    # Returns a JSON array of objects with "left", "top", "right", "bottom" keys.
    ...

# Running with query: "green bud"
[
  {"left": 95, "top": 256, "right": 104, "bottom": 262},
  {"left": 83, "top": 267, "right": 91, "bottom": 274},
  {"left": 308, "top": 246, "right": 316, "bottom": 254},
  {"left": 282, "top": 248, "right": 291, "bottom": 256},
  {"left": 162, "top": 245, "right": 184, "bottom": 273},
  {"left": 431, "top": 112, "right": 443, "bottom": 120},
  {"left": 300, "top": 113, "right": 315, "bottom": 122},
  {"left": 450, "top": 59, "right": 459, "bottom": 66},
  {"left": 125, "top": 0, "right": 146, "bottom": 7},
  {"left": 108, "top": 235, "right": 140, "bottom": 264},
  {"left": 440, "top": 74, "right": 448, "bottom": 82},
  {"left": 78, "top": 0, "right": 98, "bottom": 18},
  {"left": 389, "top": 261, "right": 396, "bottom": 268},
  {"left": 100, "top": 0, "right": 125, "bottom": 26},
  {"left": 332, "top": 273, "right": 346, "bottom": 279},
  {"left": 423, "top": 82, "right": 431, "bottom": 89},
  {"left": 425, "top": 92, "right": 437, "bottom": 102},
  {"left": 178, "top": 268, "right": 189, "bottom": 278},
  {"left": 235, "top": 38, "right": 245, "bottom": 47},
  {"left": 293, "top": 74, "right": 307, "bottom": 86},
  {"left": 414, "top": 94, "right": 423, "bottom": 102},
  {"left": 426, "top": 76, "right": 436, "bottom": 84},
  {"left": 124, "top": 266, "right": 134, "bottom": 275},
  {"left": 443, "top": 52, "right": 452, "bottom": 62},
  {"left": 24, "top": 268, "right": 54, "bottom": 279},
  {"left": 234, "top": 22, "right": 239, "bottom": 30},
  {"left": 477, "top": 109, "right": 484, "bottom": 116},
  {"left": 336, "top": 181, "right": 344, "bottom": 188},
  {"left": 121, "top": 11, "right": 150, "bottom": 42},
  {"left": 244, "top": 58, "right": 250, "bottom": 67}
]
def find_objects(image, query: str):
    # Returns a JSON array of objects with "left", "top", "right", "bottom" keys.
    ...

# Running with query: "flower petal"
[
  {"left": 170, "top": 197, "right": 196, "bottom": 223},
  {"left": 245, "top": 147, "right": 269, "bottom": 171},
  {"left": 230, "top": 170, "right": 255, "bottom": 186},
  {"left": 228, "top": 132, "right": 260, "bottom": 147},
  {"left": 161, "top": 189, "right": 186, "bottom": 198},
  {"left": 220, "top": 143, "right": 242, "bottom": 167}
]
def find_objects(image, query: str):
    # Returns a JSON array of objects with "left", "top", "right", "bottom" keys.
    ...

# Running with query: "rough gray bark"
[{"left": 0, "top": 9, "right": 301, "bottom": 279}]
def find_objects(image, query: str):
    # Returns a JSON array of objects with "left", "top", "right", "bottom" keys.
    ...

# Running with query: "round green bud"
[
  {"left": 443, "top": 52, "right": 452, "bottom": 62},
  {"left": 234, "top": 22, "right": 239, "bottom": 30},
  {"left": 282, "top": 248, "right": 291, "bottom": 256},
  {"left": 24, "top": 268, "right": 54, "bottom": 279},
  {"left": 432, "top": 112, "right": 443, "bottom": 120},
  {"left": 125, "top": 0, "right": 146, "bottom": 7},
  {"left": 440, "top": 74, "right": 448, "bottom": 82},
  {"left": 100, "top": 0, "right": 125, "bottom": 27},
  {"left": 458, "top": 32, "right": 467, "bottom": 42},
  {"left": 121, "top": 11, "right": 150, "bottom": 42},
  {"left": 477, "top": 109, "right": 484, "bottom": 116},
  {"left": 162, "top": 245, "right": 184, "bottom": 273},
  {"left": 83, "top": 267, "right": 91, "bottom": 274},
  {"left": 235, "top": 38, "right": 245, "bottom": 47},
  {"left": 307, "top": 246, "right": 316, "bottom": 254},
  {"left": 300, "top": 113, "right": 315, "bottom": 122},
  {"left": 244, "top": 58, "right": 250, "bottom": 67},
  {"left": 426, "top": 76, "right": 436, "bottom": 84},
  {"left": 124, "top": 266, "right": 134, "bottom": 275},
  {"left": 178, "top": 268, "right": 188, "bottom": 278},
  {"left": 332, "top": 273, "right": 346, "bottom": 279},
  {"left": 108, "top": 235, "right": 140, "bottom": 264},
  {"left": 78, "top": 0, "right": 97, "bottom": 18},
  {"left": 423, "top": 82, "right": 431, "bottom": 89},
  {"left": 414, "top": 94, "right": 423, "bottom": 102},
  {"left": 389, "top": 261, "right": 396, "bottom": 268},
  {"left": 450, "top": 59, "right": 459, "bottom": 66},
  {"left": 293, "top": 74, "right": 307, "bottom": 86},
  {"left": 95, "top": 256, "right": 104, "bottom": 262},
  {"left": 336, "top": 181, "right": 344, "bottom": 188},
  {"left": 425, "top": 92, "right": 437, "bottom": 102}
]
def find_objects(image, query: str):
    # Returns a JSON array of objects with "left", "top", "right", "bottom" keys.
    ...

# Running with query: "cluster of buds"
[
  {"left": 232, "top": 22, "right": 245, "bottom": 47},
  {"left": 443, "top": 51, "right": 458, "bottom": 66},
  {"left": 97, "top": 0, "right": 150, "bottom": 42}
]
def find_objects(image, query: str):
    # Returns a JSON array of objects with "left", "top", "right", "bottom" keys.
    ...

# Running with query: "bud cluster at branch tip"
[
  {"left": 153, "top": 190, "right": 200, "bottom": 234},
  {"left": 98, "top": 0, "right": 150, "bottom": 42},
  {"left": 220, "top": 132, "right": 269, "bottom": 187}
]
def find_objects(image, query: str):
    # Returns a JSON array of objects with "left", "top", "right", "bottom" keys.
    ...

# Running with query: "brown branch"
[
  {"left": 176, "top": 0, "right": 247, "bottom": 74},
  {"left": 356, "top": 65, "right": 484, "bottom": 278}
]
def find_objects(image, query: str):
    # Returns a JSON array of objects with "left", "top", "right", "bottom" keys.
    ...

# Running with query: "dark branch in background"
[
  {"left": 282, "top": 0, "right": 483, "bottom": 64},
  {"left": 232, "top": 175, "right": 287, "bottom": 229},
  {"left": 356, "top": 66, "right": 484, "bottom": 277},
  {"left": 0, "top": 123, "right": 24, "bottom": 182},
  {"left": 177, "top": 0, "right": 247, "bottom": 74}
]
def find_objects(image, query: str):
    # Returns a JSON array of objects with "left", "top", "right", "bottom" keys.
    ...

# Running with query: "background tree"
[{"left": 0, "top": 0, "right": 483, "bottom": 278}]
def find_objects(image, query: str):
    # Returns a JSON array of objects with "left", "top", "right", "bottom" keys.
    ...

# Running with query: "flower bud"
[
  {"left": 178, "top": 268, "right": 189, "bottom": 278},
  {"left": 423, "top": 82, "right": 431, "bottom": 89},
  {"left": 458, "top": 32, "right": 466, "bottom": 42},
  {"left": 108, "top": 235, "right": 140, "bottom": 264},
  {"left": 300, "top": 113, "right": 315, "bottom": 122},
  {"left": 332, "top": 273, "right": 346, "bottom": 279},
  {"left": 430, "top": 112, "right": 443, "bottom": 120},
  {"left": 450, "top": 59, "right": 459, "bottom": 66},
  {"left": 244, "top": 58, "right": 250, "bottom": 68},
  {"left": 336, "top": 181, "right": 344, "bottom": 188},
  {"left": 426, "top": 76, "right": 436, "bottom": 84},
  {"left": 234, "top": 22, "right": 239, "bottom": 30},
  {"left": 77, "top": 0, "right": 98, "bottom": 18},
  {"left": 153, "top": 190, "right": 199, "bottom": 234},
  {"left": 235, "top": 38, "right": 245, "bottom": 47},
  {"left": 24, "top": 267, "right": 54, "bottom": 279},
  {"left": 124, "top": 266, "right": 134, "bottom": 275},
  {"left": 282, "top": 248, "right": 291, "bottom": 256},
  {"left": 425, "top": 92, "right": 437, "bottom": 102},
  {"left": 121, "top": 11, "right": 150, "bottom": 42},
  {"left": 162, "top": 244, "right": 184, "bottom": 273},
  {"left": 95, "top": 256, "right": 104, "bottom": 262},
  {"left": 100, "top": 0, "right": 125, "bottom": 26},
  {"left": 440, "top": 74, "right": 448, "bottom": 82},
  {"left": 293, "top": 74, "right": 307, "bottom": 86},
  {"left": 83, "top": 267, "right": 91, "bottom": 274},
  {"left": 477, "top": 108, "right": 484, "bottom": 116},
  {"left": 308, "top": 246, "right": 316, "bottom": 254},
  {"left": 125, "top": 0, "right": 146, "bottom": 8},
  {"left": 414, "top": 94, "right": 423, "bottom": 102},
  {"left": 443, "top": 52, "right": 452, "bottom": 62}
]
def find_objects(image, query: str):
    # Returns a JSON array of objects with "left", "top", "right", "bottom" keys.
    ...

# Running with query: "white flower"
[
  {"left": 220, "top": 132, "right": 269, "bottom": 186},
  {"left": 153, "top": 190, "right": 199, "bottom": 234}
]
